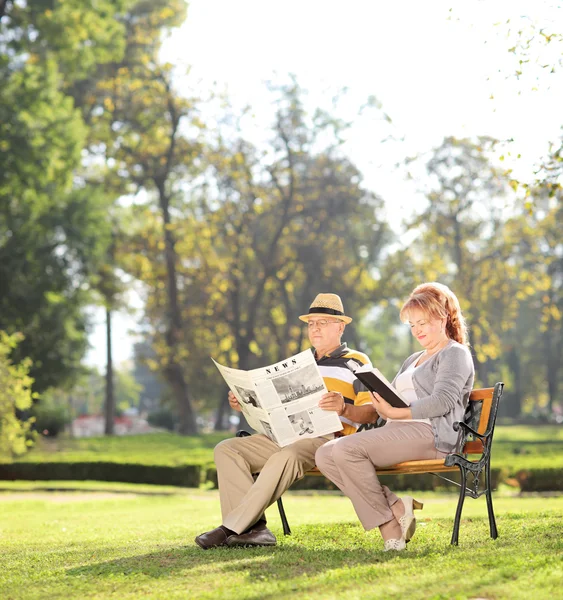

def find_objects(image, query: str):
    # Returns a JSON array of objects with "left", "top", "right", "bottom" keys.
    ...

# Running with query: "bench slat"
[
  {"left": 378, "top": 460, "right": 457, "bottom": 474},
  {"left": 305, "top": 460, "right": 458, "bottom": 476},
  {"left": 470, "top": 387, "right": 494, "bottom": 435},
  {"left": 468, "top": 387, "right": 494, "bottom": 401}
]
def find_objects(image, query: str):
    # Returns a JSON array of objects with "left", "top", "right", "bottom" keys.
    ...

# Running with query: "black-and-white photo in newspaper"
[
  {"left": 212, "top": 350, "right": 343, "bottom": 447},
  {"left": 271, "top": 364, "right": 325, "bottom": 405},
  {"left": 234, "top": 385, "right": 261, "bottom": 409},
  {"left": 288, "top": 409, "right": 315, "bottom": 436},
  {"left": 260, "top": 420, "right": 275, "bottom": 441}
]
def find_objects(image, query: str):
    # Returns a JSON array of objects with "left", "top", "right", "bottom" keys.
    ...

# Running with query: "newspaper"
[{"left": 212, "top": 349, "right": 343, "bottom": 447}]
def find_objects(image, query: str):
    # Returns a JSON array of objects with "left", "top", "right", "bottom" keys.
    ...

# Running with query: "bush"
[
  {"left": 33, "top": 404, "right": 70, "bottom": 437},
  {"left": 0, "top": 331, "right": 37, "bottom": 458},
  {"left": 203, "top": 467, "right": 502, "bottom": 491},
  {"left": 147, "top": 408, "right": 177, "bottom": 431},
  {"left": 516, "top": 468, "right": 563, "bottom": 492}
]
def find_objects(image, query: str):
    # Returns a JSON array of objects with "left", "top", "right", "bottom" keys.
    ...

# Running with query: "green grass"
[
  {"left": 11, "top": 426, "right": 563, "bottom": 475},
  {"left": 0, "top": 483, "right": 561, "bottom": 599},
  {"left": 494, "top": 425, "right": 563, "bottom": 442},
  {"left": 8, "top": 432, "right": 231, "bottom": 466}
]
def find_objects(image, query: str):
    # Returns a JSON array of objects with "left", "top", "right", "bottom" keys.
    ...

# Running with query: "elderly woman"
[{"left": 315, "top": 282, "right": 475, "bottom": 551}]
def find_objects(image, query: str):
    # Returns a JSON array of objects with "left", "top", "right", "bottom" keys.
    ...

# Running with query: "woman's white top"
[{"left": 388, "top": 361, "right": 431, "bottom": 426}]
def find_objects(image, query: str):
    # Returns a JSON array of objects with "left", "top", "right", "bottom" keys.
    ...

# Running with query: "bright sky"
[{"left": 85, "top": 0, "right": 563, "bottom": 370}]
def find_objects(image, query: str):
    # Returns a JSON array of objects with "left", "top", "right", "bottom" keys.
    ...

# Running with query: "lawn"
[{"left": 0, "top": 482, "right": 561, "bottom": 599}]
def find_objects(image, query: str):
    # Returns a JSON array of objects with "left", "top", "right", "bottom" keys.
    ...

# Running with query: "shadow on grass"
[{"left": 65, "top": 523, "right": 437, "bottom": 583}]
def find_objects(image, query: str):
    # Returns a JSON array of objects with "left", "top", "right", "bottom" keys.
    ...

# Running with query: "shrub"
[
  {"left": 147, "top": 408, "right": 177, "bottom": 431},
  {"left": 32, "top": 404, "right": 70, "bottom": 438},
  {"left": 516, "top": 468, "right": 563, "bottom": 492}
]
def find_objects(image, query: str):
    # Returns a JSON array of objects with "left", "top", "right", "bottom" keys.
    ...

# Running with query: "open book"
[{"left": 346, "top": 361, "right": 409, "bottom": 409}]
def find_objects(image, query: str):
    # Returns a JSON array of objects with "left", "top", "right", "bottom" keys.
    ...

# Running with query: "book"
[{"left": 345, "top": 361, "right": 409, "bottom": 409}]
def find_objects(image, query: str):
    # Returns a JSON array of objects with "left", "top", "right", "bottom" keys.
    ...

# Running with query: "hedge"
[
  {"left": 3, "top": 462, "right": 562, "bottom": 492},
  {"left": 515, "top": 468, "right": 563, "bottom": 492},
  {"left": 0, "top": 462, "right": 201, "bottom": 487},
  {"left": 203, "top": 467, "right": 504, "bottom": 492}
]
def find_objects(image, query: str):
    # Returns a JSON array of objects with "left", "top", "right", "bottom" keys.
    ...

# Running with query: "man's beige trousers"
[{"left": 215, "top": 433, "right": 329, "bottom": 533}]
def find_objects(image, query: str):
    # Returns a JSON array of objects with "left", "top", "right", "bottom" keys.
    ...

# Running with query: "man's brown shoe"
[
  {"left": 226, "top": 526, "right": 277, "bottom": 547},
  {"left": 195, "top": 527, "right": 232, "bottom": 549}
]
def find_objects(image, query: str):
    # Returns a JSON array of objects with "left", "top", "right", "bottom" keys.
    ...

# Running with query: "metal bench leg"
[
  {"left": 450, "top": 467, "right": 467, "bottom": 546},
  {"left": 277, "top": 497, "right": 291, "bottom": 535},
  {"left": 485, "top": 461, "right": 498, "bottom": 540}
]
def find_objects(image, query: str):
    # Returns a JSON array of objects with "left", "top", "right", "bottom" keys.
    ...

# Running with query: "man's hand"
[
  {"left": 370, "top": 392, "right": 411, "bottom": 420},
  {"left": 228, "top": 391, "right": 242, "bottom": 412},
  {"left": 318, "top": 391, "right": 346, "bottom": 416}
]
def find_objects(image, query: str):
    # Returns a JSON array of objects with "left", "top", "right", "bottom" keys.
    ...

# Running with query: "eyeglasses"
[{"left": 307, "top": 319, "right": 340, "bottom": 329}]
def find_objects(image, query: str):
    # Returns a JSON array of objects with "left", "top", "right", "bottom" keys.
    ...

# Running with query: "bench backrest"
[{"left": 462, "top": 382, "right": 504, "bottom": 455}]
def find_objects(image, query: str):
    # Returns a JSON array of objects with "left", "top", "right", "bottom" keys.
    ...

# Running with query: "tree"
[
  {"left": 147, "top": 80, "right": 394, "bottom": 428},
  {"left": 521, "top": 185, "right": 563, "bottom": 414},
  {"left": 0, "top": 0, "right": 133, "bottom": 392},
  {"left": 403, "top": 138, "right": 534, "bottom": 386},
  {"left": 78, "top": 0, "right": 200, "bottom": 434}
]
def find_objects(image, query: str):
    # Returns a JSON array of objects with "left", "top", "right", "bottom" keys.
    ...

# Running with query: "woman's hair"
[{"left": 399, "top": 282, "right": 469, "bottom": 346}]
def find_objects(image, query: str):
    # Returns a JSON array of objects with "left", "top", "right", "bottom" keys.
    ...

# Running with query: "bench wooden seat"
[{"left": 237, "top": 381, "right": 504, "bottom": 546}]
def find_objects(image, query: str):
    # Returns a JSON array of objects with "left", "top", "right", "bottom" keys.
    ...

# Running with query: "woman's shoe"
[
  {"left": 398, "top": 496, "right": 424, "bottom": 543},
  {"left": 383, "top": 538, "right": 406, "bottom": 552}
]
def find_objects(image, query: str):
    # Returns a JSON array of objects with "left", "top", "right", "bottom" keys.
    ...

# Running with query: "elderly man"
[{"left": 195, "top": 293, "right": 377, "bottom": 549}]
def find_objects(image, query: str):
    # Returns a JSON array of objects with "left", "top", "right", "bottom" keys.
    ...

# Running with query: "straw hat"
[{"left": 299, "top": 293, "right": 352, "bottom": 324}]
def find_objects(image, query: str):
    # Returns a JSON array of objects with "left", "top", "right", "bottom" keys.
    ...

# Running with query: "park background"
[{"left": 1, "top": 1, "right": 562, "bottom": 599}]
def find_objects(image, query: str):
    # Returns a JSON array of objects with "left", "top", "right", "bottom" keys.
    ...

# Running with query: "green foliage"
[
  {"left": 0, "top": 182, "right": 112, "bottom": 391},
  {"left": 32, "top": 403, "right": 70, "bottom": 438},
  {"left": 396, "top": 136, "right": 563, "bottom": 417},
  {"left": 0, "top": 331, "right": 37, "bottom": 458},
  {"left": 0, "top": 0, "right": 134, "bottom": 392},
  {"left": 147, "top": 408, "right": 177, "bottom": 431}
]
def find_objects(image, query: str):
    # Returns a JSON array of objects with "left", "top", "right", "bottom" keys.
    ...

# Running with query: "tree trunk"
[
  {"left": 104, "top": 307, "right": 115, "bottom": 435},
  {"left": 166, "top": 362, "right": 197, "bottom": 434},
  {"left": 67, "top": 394, "right": 74, "bottom": 438},
  {"left": 158, "top": 186, "right": 198, "bottom": 435},
  {"left": 214, "top": 386, "right": 230, "bottom": 431},
  {"left": 505, "top": 345, "right": 522, "bottom": 418},
  {"left": 232, "top": 341, "right": 252, "bottom": 431},
  {"left": 544, "top": 325, "right": 559, "bottom": 414}
]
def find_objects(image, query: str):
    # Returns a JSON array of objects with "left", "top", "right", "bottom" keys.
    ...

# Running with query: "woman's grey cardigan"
[{"left": 392, "top": 340, "right": 475, "bottom": 454}]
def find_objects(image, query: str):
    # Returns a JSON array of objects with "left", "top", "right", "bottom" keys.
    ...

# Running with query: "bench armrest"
[{"left": 453, "top": 420, "right": 486, "bottom": 441}]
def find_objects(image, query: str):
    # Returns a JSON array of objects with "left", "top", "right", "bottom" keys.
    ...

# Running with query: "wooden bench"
[{"left": 238, "top": 382, "right": 504, "bottom": 545}]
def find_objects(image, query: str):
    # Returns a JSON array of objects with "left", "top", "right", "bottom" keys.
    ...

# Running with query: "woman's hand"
[
  {"left": 318, "top": 391, "right": 346, "bottom": 416},
  {"left": 370, "top": 392, "right": 412, "bottom": 420},
  {"left": 228, "top": 391, "right": 242, "bottom": 412}
]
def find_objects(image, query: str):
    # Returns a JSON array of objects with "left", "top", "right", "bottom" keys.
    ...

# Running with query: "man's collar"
[{"left": 313, "top": 342, "right": 348, "bottom": 360}]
